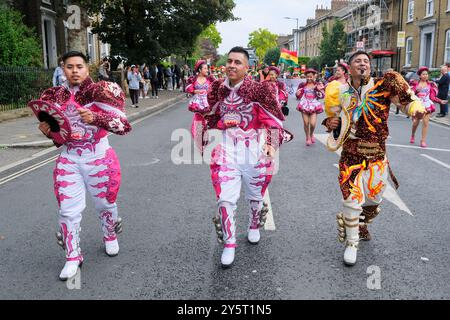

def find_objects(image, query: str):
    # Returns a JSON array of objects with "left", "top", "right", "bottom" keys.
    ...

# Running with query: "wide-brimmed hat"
[
  {"left": 304, "top": 68, "right": 318, "bottom": 75},
  {"left": 417, "top": 66, "right": 429, "bottom": 75},
  {"left": 268, "top": 66, "right": 280, "bottom": 75}
]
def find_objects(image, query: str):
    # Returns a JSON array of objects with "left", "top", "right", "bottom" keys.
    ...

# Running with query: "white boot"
[
  {"left": 343, "top": 241, "right": 358, "bottom": 266},
  {"left": 247, "top": 229, "right": 260, "bottom": 244},
  {"left": 105, "top": 239, "right": 119, "bottom": 256},
  {"left": 59, "top": 260, "right": 81, "bottom": 281},
  {"left": 221, "top": 247, "right": 235, "bottom": 267}
]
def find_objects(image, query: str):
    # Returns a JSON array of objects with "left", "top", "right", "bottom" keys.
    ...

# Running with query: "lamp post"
[{"left": 284, "top": 17, "right": 299, "bottom": 56}]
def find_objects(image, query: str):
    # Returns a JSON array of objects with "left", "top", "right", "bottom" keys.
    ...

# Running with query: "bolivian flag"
[{"left": 279, "top": 48, "right": 298, "bottom": 66}]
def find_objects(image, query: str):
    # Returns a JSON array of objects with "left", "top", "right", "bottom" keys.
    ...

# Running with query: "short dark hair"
[
  {"left": 337, "top": 63, "right": 348, "bottom": 73},
  {"left": 62, "top": 51, "right": 88, "bottom": 64},
  {"left": 228, "top": 46, "right": 249, "bottom": 61},
  {"left": 348, "top": 51, "right": 371, "bottom": 64}
]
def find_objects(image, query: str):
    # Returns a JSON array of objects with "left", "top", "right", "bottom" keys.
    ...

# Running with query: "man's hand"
[
  {"left": 263, "top": 144, "right": 276, "bottom": 158},
  {"left": 38, "top": 122, "right": 51, "bottom": 137},
  {"left": 78, "top": 108, "right": 94, "bottom": 124},
  {"left": 326, "top": 117, "right": 341, "bottom": 130}
]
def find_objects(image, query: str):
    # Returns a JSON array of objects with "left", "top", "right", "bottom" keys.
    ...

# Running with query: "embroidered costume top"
[
  {"left": 296, "top": 81, "right": 325, "bottom": 114},
  {"left": 323, "top": 72, "right": 425, "bottom": 199},
  {"left": 265, "top": 80, "right": 288, "bottom": 107},
  {"left": 40, "top": 77, "right": 131, "bottom": 155},
  {"left": 189, "top": 77, "right": 293, "bottom": 153},
  {"left": 186, "top": 75, "right": 216, "bottom": 113}
]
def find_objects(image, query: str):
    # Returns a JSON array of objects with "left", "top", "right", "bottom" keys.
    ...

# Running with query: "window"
[
  {"left": 407, "top": 0, "right": 414, "bottom": 22},
  {"left": 448, "top": 0, "right": 450, "bottom": 11},
  {"left": 405, "top": 37, "right": 413, "bottom": 66},
  {"left": 426, "top": 0, "right": 434, "bottom": 17},
  {"left": 446, "top": 30, "right": 450, "bottom": 63},
  {"left": 87, "top": 28, "right": 96, "bottom": 63}
]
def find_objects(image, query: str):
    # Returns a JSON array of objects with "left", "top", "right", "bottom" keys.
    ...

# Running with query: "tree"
[
  {"left": 215, "top": 54, "right": 227, "bottom": 67},
  {"left": 298, "top": 56, "right": 311, "bottom": 66},
  {"left": 192, "top": 24, "right": 222, "bottom": 63},
  {"left": 0, "top": 6, "right": 42, "bottom": 66},
  {"left": 80, "top": 0, "right": 235, "bottom": 63},
  {"left": 199, "top": 24, "right": 222, "bottom": 49},
  {"left": 263, "top": 47, "right": 280, "bottom": 66},
  {"left": 248, "top": 28, "right": 278, "bottom": 62},
  {"left": 319, "top": 19, "right": 346, "bottom": 67}
]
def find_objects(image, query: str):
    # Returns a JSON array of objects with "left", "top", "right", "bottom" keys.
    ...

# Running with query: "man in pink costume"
[
  {"left": 189, "top": 47, "right": 293, "bottom": 267},
  {"left": 37, "top": 51, "right": 131, "bottom": 280}
]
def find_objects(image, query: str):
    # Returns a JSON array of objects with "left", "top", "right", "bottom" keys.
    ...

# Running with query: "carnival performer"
[
  {"left": 189, "top": 47, "right": 292, "bottom": 268},
  {"left": 323, "top": 51, "right": 425, "bottom": 266},
  {"left": 326, "top": 63, "right": 349, "bottom": 86},
  {"left": 35, "top": 51, "right": 131, "bottom": 280},
  {"left": 296, "top": 68, "right": 325, "bottom": 146},
  {"left": 409, "top": 67, "right": 444, "bottom": 148},
  {"left": 265, "top": 66, "right": 289, "bottom": 115},
  {"left": 186, "top": 60, "right": 216, "bottom": 113}
]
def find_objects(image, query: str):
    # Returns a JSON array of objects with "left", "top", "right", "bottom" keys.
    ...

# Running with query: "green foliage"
[
  {"left": 308, "top": 57, "right": 321, "bottom": 71},
  {"left": 248, "top": 28, "right": 278, "bottom": 61},
  {"left": 80, "top": 0, "right": 235, "bottom": 64},
  {"left": 215, "top": 55, "right": 227, "bottom": 67},
  {"left": 263, "top": 47, "right": 280, "bottom": 66},
  {"left": 298, "top": 56, "right": 311, "bottom": 66},
  {"left": 199, "top": 24, "right": 222, "bottom": 48},
  {"left": 0, "top": 7, "right": 42, "bottom": 67},
  {"left": 319, "top": 19, "right": 346, "bottom": 67}
]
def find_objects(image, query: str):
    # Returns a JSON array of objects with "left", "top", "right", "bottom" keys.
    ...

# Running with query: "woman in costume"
[
  {"left": 35, "top": 51, "right": 131, "bottom": 280},
  {"left": 186, "top": 60, "right": 216, "bottom": 113},
  {"left": 266, "top": 66, "right": 289, "bottom": 115},
  {"left": 409, "top": 67, "right": 443, "bottom": 148},
  {"left": 296, "top": 68, "right": 325, "bottom": 146}
]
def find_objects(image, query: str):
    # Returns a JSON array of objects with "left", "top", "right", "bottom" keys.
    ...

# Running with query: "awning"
[{"left": 370, "top": 50, "right": 396, "bottom": 56}]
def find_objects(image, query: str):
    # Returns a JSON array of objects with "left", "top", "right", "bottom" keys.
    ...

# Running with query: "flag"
[{"left": 279, "top": 48, "right": 298, "bottom": 66}]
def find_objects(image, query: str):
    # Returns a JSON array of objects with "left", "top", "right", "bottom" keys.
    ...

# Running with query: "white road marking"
[
  {"left": 317, "top": 134, "right": 413, "bottom": 216},
  {"left": 263, "top": 189, "right": 276, "bottom": 231},
  {"left": 386, "top": 143, "right": 450, "bottom": 153},
  {"left": 421, "top": 154, "right": 450, "bottom": 171}
]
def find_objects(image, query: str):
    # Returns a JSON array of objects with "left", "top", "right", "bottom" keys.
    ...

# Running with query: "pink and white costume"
[
  {"left": 190, "top": 77, "right": 292, "bottom": 249},
  {"left": 186, "top": 75, "right": 216, "bottom": 113},
  {"left": 296, "top": 82, "right": 324, "bottom": 114},
  {"left": 266, "top": 80, "right": 288, "bottom": 107},
  {"left": 410, "top": 80, "right": 441, "bottom": 114},
  {"left": 40, "top": 77, "right": 131, "bottom": 263}
]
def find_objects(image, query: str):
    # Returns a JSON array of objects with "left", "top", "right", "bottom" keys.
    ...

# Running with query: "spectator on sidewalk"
[
  {"left": 143, "top": 66, "right": 151, "bottom": 99},
  {"left": 157, "top": 64, "right": 164, "bottom": 89},
  {"left": 52, "top": 58, "right": 66, "bottom": 87},
  {"left": 150, "top": 63, "right": 159, "bottom": 99},
  {"left": 181, "top": 64, "right": 192, "bottom": 93},
  {"left": 164, "top": 66, "right": 173, "bottom": 90},
  {"left": 127, "top": 65, "right": 142, "bottom": 108},
  {"left": 98, "top": 57, "right": 111, "bottom": 81},
  {"left": 172, "top": 64, "right": 181, "bottom": 90},
  {"left": 436, "top": 65, "right": 450, "bottom": 118}
]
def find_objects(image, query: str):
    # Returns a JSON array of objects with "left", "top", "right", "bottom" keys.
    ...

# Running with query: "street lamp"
[{"left": 284, "top": 17, "right": 299, "bottom": 56}]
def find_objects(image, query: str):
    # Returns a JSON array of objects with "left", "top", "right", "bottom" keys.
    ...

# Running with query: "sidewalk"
[
  {"left": 0, "top": 90, "right": 186, "bottom": 148},
  {"left": 430, "top": 113, "right": 450, "bottom": 127}
]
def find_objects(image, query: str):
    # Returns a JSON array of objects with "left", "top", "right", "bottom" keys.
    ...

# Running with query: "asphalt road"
[{"left": 1, "top": 98, "right": 450, "bottom": 299}]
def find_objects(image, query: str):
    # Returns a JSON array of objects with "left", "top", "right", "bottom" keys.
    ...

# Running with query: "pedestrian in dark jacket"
[{"left": 436, "top": 65, "right": 450, "bottom": 117}]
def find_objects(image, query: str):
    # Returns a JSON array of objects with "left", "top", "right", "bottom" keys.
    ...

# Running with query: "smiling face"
[
  {"left": 305, "top": 72, "right": 316, "bottom": 83},
  {"left": 349, "top": 53, "right": 371, "bottom": 80},
  {"left": 419, "top": 70, "right": 429, "bottom": 81},
  {"left": 226, "top": 52, "right": 249, "bottom": 85},
  {"left": 268, "top": 70, "right": 278, "bottom": 82},
  {"left": 199, "top": 64, "right": 209, "bottom": 77},
  {"left": 335, "top": 66, "right": 346, "bottom": 79},
  {"left": 64, "top": 56, "right": 89, "bottom": 86}
]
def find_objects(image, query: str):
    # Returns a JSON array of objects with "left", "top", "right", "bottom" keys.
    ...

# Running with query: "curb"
[
  {"left": 0, "top": 95, "right": 186, "bottom": 149},
  {"left": 430, "top": 117, "right": 450, "bottom": 127}
]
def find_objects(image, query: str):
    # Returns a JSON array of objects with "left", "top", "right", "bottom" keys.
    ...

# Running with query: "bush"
[{"left": 0, "top": 7, "right": 43, "bottom": 67}]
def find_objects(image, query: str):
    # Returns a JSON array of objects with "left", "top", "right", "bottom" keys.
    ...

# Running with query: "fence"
[{"left": 0, "top": 66, "right": 54, "bottom": 112}]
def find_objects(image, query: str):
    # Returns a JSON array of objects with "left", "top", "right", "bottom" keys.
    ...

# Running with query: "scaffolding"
[{"left": 345, "top": 0, "right": 392, "bottom": 53}]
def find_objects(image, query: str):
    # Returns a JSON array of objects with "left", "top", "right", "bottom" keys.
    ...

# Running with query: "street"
[{"left": 1, "top": 97, "right": 450, "bottom": 300}]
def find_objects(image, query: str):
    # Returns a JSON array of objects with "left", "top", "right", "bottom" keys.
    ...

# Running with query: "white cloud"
[{"left": 216, "top": 0, "right": 332, "bottom": 54}]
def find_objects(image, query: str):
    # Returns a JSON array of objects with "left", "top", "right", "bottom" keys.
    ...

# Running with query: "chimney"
[
  {"left": 331, "top": 0, "right": 350, "bottom": 12},
  {"left": 315, "top": 5, "right": 331, "bottom": 19}
]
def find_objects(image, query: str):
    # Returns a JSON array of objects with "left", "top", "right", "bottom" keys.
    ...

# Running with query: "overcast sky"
[{"left": 216, "top": 0, "right": 333, "bottom": 55}]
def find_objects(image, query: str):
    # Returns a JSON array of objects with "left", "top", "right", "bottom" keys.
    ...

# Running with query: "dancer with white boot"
[
  {"left": 189, "top": 47, "right": 292, "bottom": 267},
  {"left": 33, "top": 51, "right": 131, "bottom": 280},
  {"left": 323, "top": 51, "right": 425, "bottom": 266}
]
